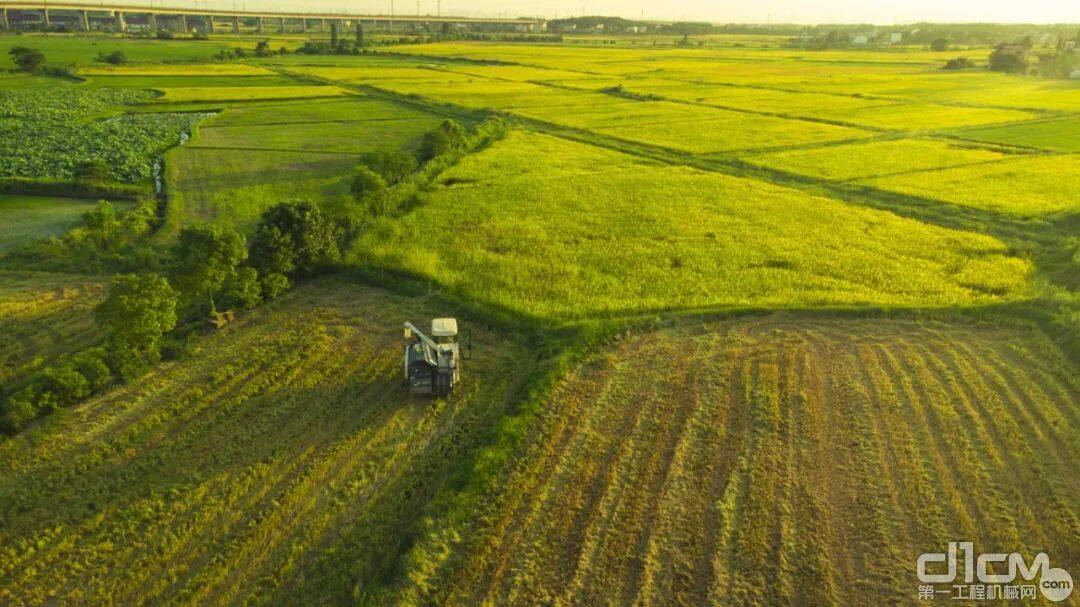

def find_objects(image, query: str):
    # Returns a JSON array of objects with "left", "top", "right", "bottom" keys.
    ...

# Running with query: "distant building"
[
  {"left": 852, "top": 34, "right": 869, "bottom": 45},
  {"left": 890, "top": 32, "right": 902, "bottom": 44}
]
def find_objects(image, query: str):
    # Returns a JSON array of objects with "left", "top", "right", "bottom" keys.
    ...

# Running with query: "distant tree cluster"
[
  {"left": 8, "top": 47, "right": 45, "bottom": 73},
  {"left": 95, "top": 50, "right": 129, "bottom": 65}
]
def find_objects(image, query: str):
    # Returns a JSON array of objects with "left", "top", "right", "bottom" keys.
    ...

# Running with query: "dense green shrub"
[
  {"left": 223, "top": 267, "right": 263, "bottom": 310},
  {"left": 171, "top": 226, "right": 247, "bottom": 312},
  {"left": 351, "top": 166, "right": 391, "bottom": 217},
  {"left": 420, "top": 120, "right": 468, "bottom": 161},
  {"left": 95, "top": 273, "right": 179, "bottom": 381},
  {"left": 250, "top": 202, "right": 341, "bottom": 279},
  {"left": 360, "top": 149, "right": 418, "bottom": 185},
  {"left": 8, "top": 46, "right": 45, "bottom": 73}
]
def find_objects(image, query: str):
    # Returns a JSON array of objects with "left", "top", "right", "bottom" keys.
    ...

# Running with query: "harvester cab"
[{"left": 403, "top": 318, "right": 470, "bottom": 397}]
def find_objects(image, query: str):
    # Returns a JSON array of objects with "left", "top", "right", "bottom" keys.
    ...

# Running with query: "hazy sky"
[{"left": 111, "top": 0, "right": 1080, "bottom": 24}]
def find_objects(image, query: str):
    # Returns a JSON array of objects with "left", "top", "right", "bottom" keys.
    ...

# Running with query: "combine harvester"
[{"left": 403, "top": 318, "right": 470, "bottom": 396}]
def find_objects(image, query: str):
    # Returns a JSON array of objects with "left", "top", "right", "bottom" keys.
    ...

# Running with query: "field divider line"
[
  {"left": 531, "top": 78, "right": 896, "bottom": 133},
  {"left": 832, "top": 154, "right": 1047, "bottom": 185},
  {"left": 584, "top": 75, "right": 1070, "bottom": 116},
  {"left": 182, "top": 144, "right": 367, "bottom": 156},
  {"left": 269, "top": 67, "right": 483, "bottom": 123},
  {"left": 202, "top": 116, "right": 436, "bottom": 128}
]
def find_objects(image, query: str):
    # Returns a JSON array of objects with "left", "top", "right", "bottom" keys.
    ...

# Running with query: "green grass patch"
[
  {"left": 0, "top": 195, "right": 122, "bottom": 252},
  {"left": 153, "top": 85, "right": 357, "bottom": 103},
  {"left": 81, "top": 75, "right": 304, "bottom": 89},
  {"left": 956, "top": 117, "right": 1080, "bottom": 152}
]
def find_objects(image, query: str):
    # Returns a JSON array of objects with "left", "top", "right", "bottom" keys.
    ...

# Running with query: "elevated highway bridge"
[{"left": 0, "top": 1, "right": 544, "bottom": 34}]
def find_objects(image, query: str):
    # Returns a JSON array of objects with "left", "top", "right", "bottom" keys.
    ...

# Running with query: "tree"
[
  {"left": 350, "top": 166, "right": 390, "bottom": 216},
  {"left": 989, "top": 43, "right": 1029, "bottom": 73},
  {"left": 74, "top": 159, "right": 110, "bottom": 182},
  {"left": 171, "top": 226, "right": 247, "bottom": 312},
  {"left": 255, "top": 40, "right": 272, "bottom": 57},
  {"left": 930, "top": 38, "right": 949, "bottom": 51},
  {"left": 223, "top": 267, "right": 262, "bottom": 310},
  {"left": 249, "top": 202, "right": 340, "bottom": 279},
  {"left": 83, "top": 200, "right": 122, "bottom": 250},
  {"left": 261, "top": 272, "right": 291, "bottom": 300},
  {"left": 943, "top": 57, "right": 975, "bottom": 70},
  {"left": 71, "top": 348, "right": 113, "bottom": 393},
  {"left": 419, "top": 120, "right": 467, "bottom": 161},
  {"left": 34, "top": 365, "right": 91, "bottom": 410},
  {"left": 359, "top": 149, "right": 417, "bottom": 185},
  {"left": 95, "top": 274, "right": 179, "bottom": 381},
  {"left": 98, "top": 50, "right": 128, "bottom": 65},
  {"left": 9, "top": 47, "right": 46, "bottom": 73}
]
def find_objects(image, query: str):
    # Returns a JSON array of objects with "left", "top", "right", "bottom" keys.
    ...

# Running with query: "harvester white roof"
[{"left": 431, "top": 318, "right": 458, "bottom": 337}]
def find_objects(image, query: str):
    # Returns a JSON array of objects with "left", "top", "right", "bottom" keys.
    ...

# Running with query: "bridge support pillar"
[
  {"left": 114, "top": 11, "right": 126, "bottom": 32},
  {"left": 232, "top": 15, "right": 240, "bottom": 33},
  {"left": 179, "top": 14, "right": 187, "bottom": 32},
  {"left": 301, "top": 19, "right": 308, "bottom": 33},
  {"left": 208, "top": 15, "right": 215, "bottom": 32},
  {"left": 42, "top": 8, "right": 50, "bottom": 27},
  {"left": 1, "top": 9, "right": 9, "bottom": 31},
  {"left": 279, "top": 17, "right": 286, "bottom": 32},
  {"left": 148, "top": 13, "right": 158, "bottom": 31},
  {"left": 256, "top": 17, "right": 264, "bottom": 33},
  {"left": 78, "top": 10, "right": 90, "bottom": 30}
]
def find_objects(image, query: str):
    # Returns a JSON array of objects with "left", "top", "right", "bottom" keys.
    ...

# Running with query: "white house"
[{"left": 852, "top": 34, "right": 869, "bottom": 45}]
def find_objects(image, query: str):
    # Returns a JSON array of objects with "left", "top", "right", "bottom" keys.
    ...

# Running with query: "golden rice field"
[
  {"left": 399, "top": 317, "right": 1080, "bottom": 606},
  {"left": 354, "top": 131, "right": 1033, "bottom": 319},
  {"left": 744, "top": 138, "right": 1016, "bottom": 181},
  {"left": 859, "top": 154, "right": 1080, "bottom": 215}
]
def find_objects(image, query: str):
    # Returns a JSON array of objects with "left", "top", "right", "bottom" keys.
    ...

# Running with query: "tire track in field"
[
  {"left": 566, "top": 336, "right": 700, "bottom": 604},
  {"left": 921, "top": 340, "right": 1051, "bottom": 550},
  {"left": 451, "top": 358, "right": 618, "bottom": 604},
  {"left": 504, "top": 340, "right": 669, "bottom": 605},
  {"left": 633, "top": 337, "right": 741, "bottom": 607}
]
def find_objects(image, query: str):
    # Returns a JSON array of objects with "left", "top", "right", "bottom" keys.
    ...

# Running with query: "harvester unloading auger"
[{"left": 403, "top": 318, "right": 470, "bottom": 397}]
